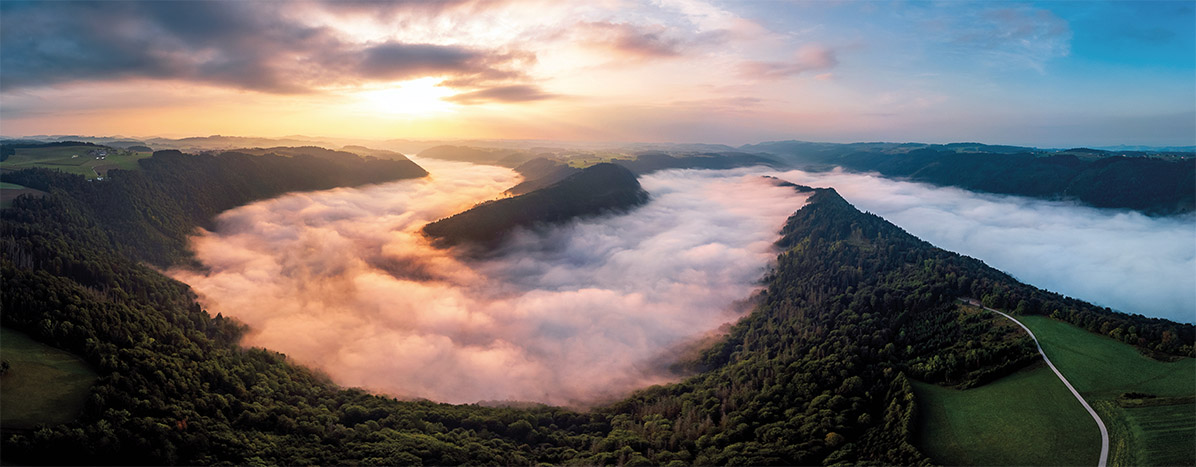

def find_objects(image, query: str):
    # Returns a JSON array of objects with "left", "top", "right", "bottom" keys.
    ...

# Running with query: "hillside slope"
[
  {"left": 422, "top": 163, "right": 648, "bottom": 249},
  {"left": 745, "top": 141, "right": 1196, "bottom": 215},
  {"left": 2, "top": 157, "right": 1191, "bottom": 464}
]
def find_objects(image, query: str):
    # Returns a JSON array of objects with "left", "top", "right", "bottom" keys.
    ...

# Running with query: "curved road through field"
[{"left": 972, "top": 301, "right": 1110, "bottom": 467}]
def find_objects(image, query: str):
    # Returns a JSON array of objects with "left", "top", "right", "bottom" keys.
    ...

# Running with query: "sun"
[{"left": 355, "top": 78, "right": 458, "bottom": 116}]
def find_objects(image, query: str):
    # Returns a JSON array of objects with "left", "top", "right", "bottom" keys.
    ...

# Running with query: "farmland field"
[
  {"left": 0, "top": 327, "right": 97, "bottom": 429},
  {"left": 0, "top": 182, "right": 46, "bottom": 208},
  {"left": 1018, "top": 315, "right": 1196, "bottom": 400},
  {"left": 1018, "top": 315, "right": 1195, "bottom": 466},
  {"left": 1122, "top": 402, "right": 1196, "bottom": 466},
  {"left": 1, "top": 144, "right": 151, "bottom": 179},
  {"left": 912, "top": 362, "right": 1098, "bottom": 466}
]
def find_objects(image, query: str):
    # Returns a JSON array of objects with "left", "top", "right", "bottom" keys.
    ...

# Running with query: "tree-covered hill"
[
  {"left": 221, "top": 145, "right": 417, "bottom": 163},
  {"left": 2, "top": 149, "right": 427, "bottom": 266},
  {"left": 416, "top": 145, "right": 537, "bottom": 167},
  {"left": 612, "top": 152, "right": 781, "bottom": 174},
  {"left": 504, "top": 157, "right": 582, "bottom": 195},
  {"left": 744, "top": 141, "right": 1196, "bottom": 215},
  {"left": 422, "top": 163, "right": 649, "bottom": 249},
  {"left": 2, "top": 153, "right": 1191, "bottom": 465}
]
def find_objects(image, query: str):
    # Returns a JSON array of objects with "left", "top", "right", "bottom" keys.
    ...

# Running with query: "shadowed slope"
[{"left": 423, "top": 163, "right": 648, "bottom": 249}]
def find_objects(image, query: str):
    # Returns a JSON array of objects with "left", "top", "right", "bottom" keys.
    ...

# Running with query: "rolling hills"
[
  {"left": 0, "top": 152, "right": 1191, "bottom": 465},
  {"left": 743, "top": 141, "right": 1196, "bottom": 215},
  {"left": 423, "top": 163, "right": 648, "bottom": 249}
]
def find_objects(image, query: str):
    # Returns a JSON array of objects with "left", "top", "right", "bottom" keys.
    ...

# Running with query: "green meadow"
[
  {"left": 916, "top": 310, "right": 1195, "bottom": 466},
  {"left": 0, "top": 182, "right": 46, "bottom": 208},
  {"left": 1018, "top": 315, "right": 1195, "bottom": 399},
  {"left": 1, "top": 145, "right": 151, "bottom": 179},
  {"left": 1019, "top": 315, "right": 1196, "bottom": 467},
  {"left": 0, "top": 327, "right": 97, "bottom": 429},
  {"left": 913, "top": 363, "right": 1098, "bottom": 466}
]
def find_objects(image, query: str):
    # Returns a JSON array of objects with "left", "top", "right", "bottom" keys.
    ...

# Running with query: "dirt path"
[{"left": 971, "top": 301, "right": 1110, "bottom": 467}]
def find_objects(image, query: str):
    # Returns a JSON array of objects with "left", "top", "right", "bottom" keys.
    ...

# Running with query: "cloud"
[
  {"left": 355, "top": 43, "right": 505, "bottom": 82},
  {"left": 740, "top": 45, "right": 838, "bottom": 79},
  {"left": 311, "top": 0, "right": 492, "bottom": 18},
  {"left": 445, "top": 84, "right": 556, "bottom": 104},
  {"left": 923, "top": 4, "right": 1072, "bottom": 72},
  {"left": 170, "top": 161, "right": 807, "bottom": 405},
  {"left": 770, "top": 168, "right": 1196, "bottom": 323},
  {"left": 578, "top": 21, "right": 683, "bottom": 59},
  {"left": 0, "top": 1, "right": 532, "bottom": 94}
]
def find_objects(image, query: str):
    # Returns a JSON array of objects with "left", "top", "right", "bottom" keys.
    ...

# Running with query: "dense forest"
[
  {"left": 3, "top": 149, "right": 426, "bottom": 266},
  {"left": 611, "top": 152, "right": 780, "bottom": 175},
  {"left": 216, "top": 146, "right": 416, "bottom": 163},
  {"left": 743, "top": 141, "right": 1196, "bottom": 215},
  {"left": 417, "top": 145, "right": 538, "bottom": 167},
  {"left": 2, "top": 153, "right": 1192, "bottom": 464},
  {"left": 504, "top": 158, "right": 582, "bottom": 195},
  {"left": 423, "top": 163, "right": 649, "bottom": 249}
]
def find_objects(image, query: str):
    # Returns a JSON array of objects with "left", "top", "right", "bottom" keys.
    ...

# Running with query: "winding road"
[{"left": 967, "top": 299, "right": 1110, "bottom": 467}]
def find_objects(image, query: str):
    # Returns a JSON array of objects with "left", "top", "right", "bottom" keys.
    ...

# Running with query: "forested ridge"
[
  {"left": 423, "top": 163, "right": 648, "bottom": 249},
  {"left": 3, "top": 149, "right": 426, "bottom": 266},
  {"left": 2, "top": 154, "right": 1192, "bottom": 465},
  {"left": 744, "top": 141, "right": 1196, "bottom": 215}
]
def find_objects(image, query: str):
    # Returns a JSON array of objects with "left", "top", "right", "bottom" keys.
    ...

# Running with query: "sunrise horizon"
[{"left": 3, "top": 1, "right": 1193, "bottom": 148}]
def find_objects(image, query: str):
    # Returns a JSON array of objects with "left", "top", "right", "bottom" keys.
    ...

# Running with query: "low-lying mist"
[
  {"left": 170, "top": 159, "right": 810, "bottom": 405},
  {"left": 771, "top": 168, "right": 1196, "bottom": 323}
]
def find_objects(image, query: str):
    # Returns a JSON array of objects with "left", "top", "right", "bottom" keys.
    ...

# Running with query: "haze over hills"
[{"left": 12, "top": 134, "right": 1192, "bottom": 215}]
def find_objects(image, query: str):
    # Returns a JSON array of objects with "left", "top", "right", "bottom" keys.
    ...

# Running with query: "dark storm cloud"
[{"left": 0, "top": 0, "right": 529, "bottom": 94}]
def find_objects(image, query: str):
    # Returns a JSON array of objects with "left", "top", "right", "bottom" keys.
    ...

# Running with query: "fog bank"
[
  {"left": 171, "top": 160, "right": 809, "bottom": 405},
  {"left": 772, "top": 168, "right": 1196, "bottom": 323}
]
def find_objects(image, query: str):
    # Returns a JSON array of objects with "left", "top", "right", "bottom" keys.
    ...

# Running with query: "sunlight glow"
[{"left": 355, "top": 78, "right": 459, "bottom": 116}]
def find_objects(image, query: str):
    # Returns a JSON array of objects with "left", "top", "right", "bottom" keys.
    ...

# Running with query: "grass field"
[
  {"left": 1121, "top": 402, "right": 1196, "bottom": 466},
  {"left": 1096, "top": 399, "right": 1196, "bottom": 467},
  {"left": 564, "top": 152, "right": 636, "bottom": 168},
  {"left": 0, "top": 182, "right": 46, "bottom": 208},
  {"left": 1017, "top": 315, "right": 1196, "bottom": 466},
  {"left": 1017, "top": 315, "right": 1196, "bottom": 399},
  {"left": 1018, "top": 313, "right": 1196, "bottom": 397},
  {"left": 1, "top": 145, "right": 151, "bottom": 179},
  {"left": 913, "top": 362, "right": 1099, "bottom": 465},
  {"left": 0, "top": 327, "right": 97, "bottom": 429}
]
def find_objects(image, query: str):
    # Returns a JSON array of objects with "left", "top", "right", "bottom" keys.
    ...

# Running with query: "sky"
[{"left": 1, "top": 0, "right": 1194, "bottom": 147}]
